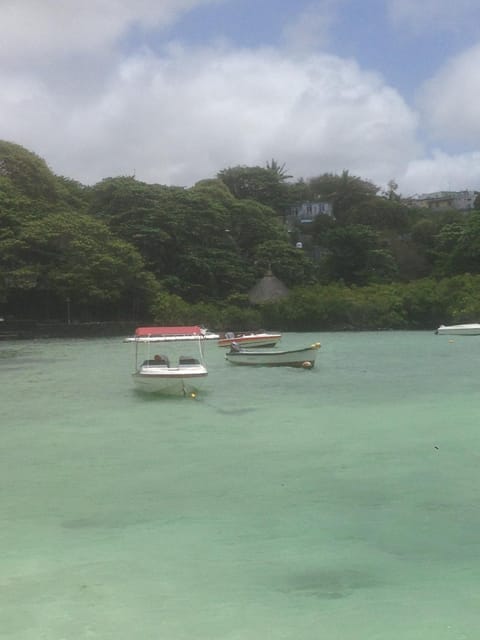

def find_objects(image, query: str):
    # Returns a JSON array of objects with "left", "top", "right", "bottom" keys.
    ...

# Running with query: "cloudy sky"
[{"left": 2, "top": 0, "right": 480, "bottom": 196}]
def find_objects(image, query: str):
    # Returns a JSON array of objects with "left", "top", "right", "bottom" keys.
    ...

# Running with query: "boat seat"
[
  {"left": 179, "top": 356, "right": 199, "bottom": 365},
  {"left": 143, "top": 356, "right": 170, "bottom": 366}
]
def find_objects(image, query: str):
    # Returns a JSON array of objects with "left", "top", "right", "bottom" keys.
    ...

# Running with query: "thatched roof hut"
[{"left": 248, "top": 269, "right": 289, "bottom": 304}]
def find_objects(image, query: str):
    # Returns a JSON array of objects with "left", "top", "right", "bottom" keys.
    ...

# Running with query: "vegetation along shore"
[{"left": 1, "top": 140, "right": 480, "bottom": 333}]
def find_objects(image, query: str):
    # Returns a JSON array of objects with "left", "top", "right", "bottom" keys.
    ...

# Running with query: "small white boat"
[
  {"left": 435, "top": 323, "right": 480, "bottom": 336},
  {"left": 217, "top": 331, "right": 282, "bottom": 348},
  {"left": 225, "top": 342, "right": 321, "bottom": 368},
  {"left": 127, "top": 326, "right": 208, "bottom": 396}
]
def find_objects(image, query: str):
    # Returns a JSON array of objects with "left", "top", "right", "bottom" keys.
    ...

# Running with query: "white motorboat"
[
  {"left": 217, "top": 331, "right": 282, "bottom": 348},
  {"left": 225, "top": 342, "right": 321, "bottom": 368},
  {"left": 435, "top": 323, "right": 480, "bottom": 336},
  {"left": 127, "top": 326, "right": 208, "bottom": 395}
]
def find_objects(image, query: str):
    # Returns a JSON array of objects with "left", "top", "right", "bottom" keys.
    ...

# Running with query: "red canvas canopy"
[{"left": 134, "top": 326, "right": 202, "bottom": 337}]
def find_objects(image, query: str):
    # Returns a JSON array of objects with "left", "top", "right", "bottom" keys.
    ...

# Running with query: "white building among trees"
[
  {"left": 289, "top": 201, "right": 333, "bottom": 224},
  {"left": 405, "top": 190, "right": 477, "bottom": 212}
]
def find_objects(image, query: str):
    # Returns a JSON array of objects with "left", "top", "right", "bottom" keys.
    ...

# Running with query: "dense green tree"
[
  {"left": 227, "top": 198, "right": 288, "bottom": 258},
  {"left": 89, "top": 177, "right": 175, "bottom": 270},
  {"left": 284, "top": 177, "right": 312, "bottom": 206},
  {"left": 308, "top": 212, "right": 336, "bottom": 240},
  {"left": 431, "top": 222, "right": 466, "bottom": 276},
  {"left": 321, "top": 224, "right": 398, "bottom": 285},
  {"left": 400, "top": 278, "right": 444, "bottom": 327},
  {"left": 4, "top": 138, "right": 480, "bottom": 328},
  {"left": 439, "top": 212, "right": 480, "bottom": 276},
  {"left": 89, "top": 176, "right": 297, "bottom": 302},
  {"left": 3, "top": 211, "right": 154, "bottom": 320},
  {"left": 347, "top": 197, "right": 410, "bottom": 232},
  {"left": 387, "top": 235, "right": 431, "bottom": 281},
  {"left": 217, "top": 162, "right": 293, "bottom": 215},
  {"left": 251, "top": 239, "right": 316, "bottom": 287},
  {"left": 307, "top": 170, "right": 379, "bottom": 223},
  {"left": 55, "top": 176, "right": 91, "bottom": 213},
  {"left": 436, "top": 274, "right": 480, "bottom": 321},
  {"left": 0, "top": 140, "right": 58, "bottom": 203}
]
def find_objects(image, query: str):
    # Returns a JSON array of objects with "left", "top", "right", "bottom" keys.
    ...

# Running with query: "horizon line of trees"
[{"left": 1, "top": 139, "right": 480, "bottom": 330}]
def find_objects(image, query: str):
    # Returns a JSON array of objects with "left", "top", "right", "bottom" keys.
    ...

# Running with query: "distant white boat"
[
  {"left": 127, "top": 326, "right": 208, "bottom": 396},
  {"left": 217, "top": 331, "right": 281, "bottom": 348},
  {"left": 435, "top": 323, "right": 480, "bottom": 336}
]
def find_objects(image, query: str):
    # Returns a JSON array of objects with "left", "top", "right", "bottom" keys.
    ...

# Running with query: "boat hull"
[
  {"left": 436, "top": 323, "right": 480, "bottom": 336},
  {"left": 218, "top": 333, "right": 282, "bottom": 348},
  {"left": 133, "top": 364, "right": 208, "bottom": 395},
  {"left": 127, "top": 326, "right": 209, "bottom": 395},
  {"left": 225, "top": 344, "right": 320, "bottom": 367}
]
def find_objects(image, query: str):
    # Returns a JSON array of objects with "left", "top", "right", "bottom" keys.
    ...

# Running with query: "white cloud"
[
  {"left": 401, "top": 150, "right": 480, "bottom": 195},
  {"left": 0, "top": 44, "right": 421, "bottom": 188},
  {"left": 283, "top": 0, "right": 340, "bottom": 52},
  {"left": 388, "top": 0, "right": 480, "bottom": 33},
  {"left": 2, "top": 1, "right": 479, "bottom": 196},
  {"left": 0, "top": 0, "right": 219, "bottom": 61},
  {"left": 418, "top": 43, "right": 480, "bottom": 144}
]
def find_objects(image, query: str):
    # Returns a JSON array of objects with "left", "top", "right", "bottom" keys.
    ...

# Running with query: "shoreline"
[{"left": 0, "top": 321, "right": 142, "bottom": 340}]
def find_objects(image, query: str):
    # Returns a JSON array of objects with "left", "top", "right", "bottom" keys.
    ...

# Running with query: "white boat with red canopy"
[
  {"left": 125, "top": 326, "right": 218, "bottom": 342},
  {"left": 128, "top": 326, "right": 208, "bottom": 396}
]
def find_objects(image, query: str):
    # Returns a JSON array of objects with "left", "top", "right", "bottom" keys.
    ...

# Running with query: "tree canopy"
[{"left": 1, "top": 140, "right": 479, "bottom": 330}]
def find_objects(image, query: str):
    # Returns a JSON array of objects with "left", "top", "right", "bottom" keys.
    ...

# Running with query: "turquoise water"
[{"left": 2, "top": 331, "right": 480, "bottom": 639}]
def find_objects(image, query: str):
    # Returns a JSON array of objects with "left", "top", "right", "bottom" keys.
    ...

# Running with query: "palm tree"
[{"left": 266, "top": 159, "right": 292, "bottom": 182}]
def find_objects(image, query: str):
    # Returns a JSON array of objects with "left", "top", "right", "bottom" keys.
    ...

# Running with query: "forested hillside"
[{"left": 1, "top": 140, "right": 480, "bottom": 330}]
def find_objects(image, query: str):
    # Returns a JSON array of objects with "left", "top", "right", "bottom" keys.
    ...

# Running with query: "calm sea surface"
[{"left": 2, "top": 331, "right": 480, "bottom": 639}]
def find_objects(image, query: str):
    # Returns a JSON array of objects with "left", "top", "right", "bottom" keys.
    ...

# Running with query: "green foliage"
[
  {"left": 347, "top": 197, "right": 410, "bottom": 232},
  {"left": 258, "top": 276, "right": 480, "bottom": 331},
  {"left": 150, "top": 291, "right": 261, "bottom": 330},
  {"left": 431, "top": 222, "right": 467, "bottom": 276},
  {"left": 260, "top": 283, "right": 406, "bottom": 330},
  {"left": 321, "top": 224, "right": 398, "bottom": 285},
  {"left": 2, "top": 209, "right": 153, "bottom": 320},
  {"left": 0, "top": 140, "right": 58, "bottom": 202},
  {"left": 89, "top": 177, "right": 271, "bottom": 301},
  {"left": 397, "top": 279, "right": 444, "bottom": 327},
  {"left": 444, "top": 212, "right": 480, "bottom": 276},
  {"left": 307, "top": 170, "right": 379, "bottom": 223},
  {"left": 388, "top": 235, "right": 431, "bottom": 281},
  {"left": 395, "top": 274, "right": 480, "bottom": 326},
  {"left": 151, "top": 291, "right": 192, "bottom": 325},
  {"left": 220, "top": 304, "right": 262, "bottom": 331},
  {"left": 2, "top": 139, "right": 480, "bottom": 328},
  {"left": 55, "top": 176, "right": 91, "bottom": 213},
  {"left": 217, "top": 163, "right": 294, "bottom": 214},
  {"left": 308, "top": 213, "right": 336, "bottom": 240},
  {"left": 252, "top": 239, "right": 316, "bottom": 286},
  {"left": 150, "top": 275, "right": 480, "bottom": 332},
  {"left": 436, "top": 274, "right": 480, "bottom": 322}
]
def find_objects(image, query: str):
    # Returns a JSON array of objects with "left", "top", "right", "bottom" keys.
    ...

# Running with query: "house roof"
[{"left": 248, "top": 270, "right": 289, "bottom": 304}]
